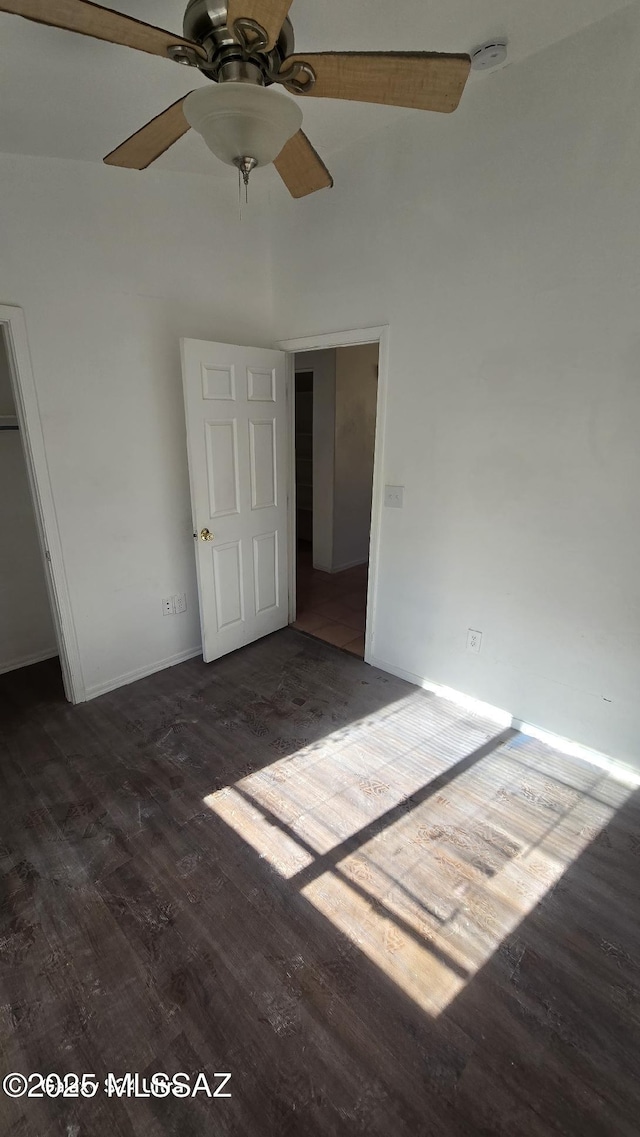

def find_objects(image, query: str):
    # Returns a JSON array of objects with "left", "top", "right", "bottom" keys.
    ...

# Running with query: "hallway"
[{"left": 292, "top": 544, "right": 367, "bottom": 657}]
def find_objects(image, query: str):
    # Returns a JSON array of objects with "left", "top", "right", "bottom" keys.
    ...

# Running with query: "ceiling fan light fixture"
[
  {"left": 183, "top": 83, "right": 302, "bottom": 170},
  {"left": 2, "top": 0, "right": 472, "bottom": 197}
]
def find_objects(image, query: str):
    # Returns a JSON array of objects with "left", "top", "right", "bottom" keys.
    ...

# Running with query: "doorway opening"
[
  {"left": 0, "top": 327, "right": 61, "bottom": 687},
  {"left": 0, "top": 306, "right": 83, "bottom": 703},
  {"left": 290, "top": 343, "right": 379, "bottom": 659}
]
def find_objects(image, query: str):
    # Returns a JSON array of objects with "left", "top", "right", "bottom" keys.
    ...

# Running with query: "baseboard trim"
[
  {"left": 330, "top": 557, "right": 368, "bottom": 573},
  {"left": 367, "top": 653, "right": 640, "bottom": 786},
  {"left": 85, "top": 646, "right": 202, "bottom": 701},
  {"left": 0, "top": 649, "right": 58, "bottom": 676}
]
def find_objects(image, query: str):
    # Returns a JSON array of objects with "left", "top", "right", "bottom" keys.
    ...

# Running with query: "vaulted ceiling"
[{"left": 0, "top": 0, "right": 634, "bottom": 178}]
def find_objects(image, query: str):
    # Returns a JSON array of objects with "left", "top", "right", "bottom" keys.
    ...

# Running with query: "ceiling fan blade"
[
  {"left": 282, "top": 52, "right": 471, "bottom": 113},
  {"left": 104, "top": 97, "right": 191, "bottom": 169},
  {"left": 0, "top": 0, "right": 206, "bottom": 61},
  {"left": 227, "top": 0, "right": 292, "bottom": 52},
  {"left": 274, "top": 130, "right": 333, "bottom": 198}
]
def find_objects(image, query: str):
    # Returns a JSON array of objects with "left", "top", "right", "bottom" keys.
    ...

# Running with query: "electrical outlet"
[
  {"left": 174, "top": 592, "right": 187, "bottom": 615},
  {"left": 384, "top": 485, "right": 404, "bottom": 508},
  {"left": 467, "top": 628, "right": 482, "bottom": 654},
  {"left": 162, "top": 597, "right": 175, "bottom": 616}
]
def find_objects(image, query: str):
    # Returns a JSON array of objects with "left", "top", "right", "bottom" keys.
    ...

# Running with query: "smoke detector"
[{"left": 471, "top": 41, "right": 508, "bottom": 71}]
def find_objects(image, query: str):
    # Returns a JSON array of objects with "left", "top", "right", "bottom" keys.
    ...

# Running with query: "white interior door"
[{"left": 181, "top": 338, "right": 289, "bottom": 663}]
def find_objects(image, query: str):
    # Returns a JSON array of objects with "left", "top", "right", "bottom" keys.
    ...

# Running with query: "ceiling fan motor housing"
[{"left": 182, "top": 0, "right": 294, "bottom": 83}]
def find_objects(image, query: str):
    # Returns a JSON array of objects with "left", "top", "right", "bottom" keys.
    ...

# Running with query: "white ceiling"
[{"left": 0, "top": 0, "right": 634, "bottom": 178}]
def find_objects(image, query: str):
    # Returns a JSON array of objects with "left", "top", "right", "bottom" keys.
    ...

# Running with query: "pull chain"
[{"left": 234, "top": 157, "right": 257, "bottom": 216}]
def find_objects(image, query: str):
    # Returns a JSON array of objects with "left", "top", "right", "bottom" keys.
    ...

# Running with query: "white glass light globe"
[{"left": 184, "top": 83, "right": 302, "bottom": 168}]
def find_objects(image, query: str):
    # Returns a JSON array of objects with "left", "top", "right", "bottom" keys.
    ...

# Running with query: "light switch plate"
[{"left": 384, "top": 485, "right": 404, "bottom": 508}]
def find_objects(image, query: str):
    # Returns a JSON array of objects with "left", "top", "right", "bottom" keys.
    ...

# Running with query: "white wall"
[
  {"left": 0, "top": 334, "right": 57, "bottom": 672},
  {"left": 0, "top": 152, "right": 274, "bottom": 698},
  {"left": 333, "top": 344, "right": 378, "bottom": 571},
  {"left": 273, "top": 5, "right": 640, "bottom": 768}
]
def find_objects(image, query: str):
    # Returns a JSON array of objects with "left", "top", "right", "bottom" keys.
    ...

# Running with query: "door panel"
[
  {"left": 206, "top": 420, "right": 239, "bottom": 516},
  {"left": 212, "top": 541, "right": 244, "bottom": 630},
  {"left": 253, "top": 531, "right": 278, "bottom": 614},
  {"left": 248, "top": 367, "right": 276, "bottom": 402},
  {"left": 181, "top": 339, "right": 289, "bottom": 663},
  {"left": 249, "top": 419, "right": 277, "bottom": 509},
  {"left": 203, "top": 364, "right": 236, "bottom": 400}
]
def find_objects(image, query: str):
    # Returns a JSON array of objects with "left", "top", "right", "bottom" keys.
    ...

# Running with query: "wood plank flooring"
[{"left": 0, "top": 628, "right": 639, "bottom": 1136}]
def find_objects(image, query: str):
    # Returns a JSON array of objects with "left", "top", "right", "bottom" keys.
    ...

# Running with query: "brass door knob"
[{"left": 200, "top": 528, "right": 214, "bottom": 541}]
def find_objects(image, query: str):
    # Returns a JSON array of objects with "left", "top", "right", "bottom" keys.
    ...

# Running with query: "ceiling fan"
[{"left": 0, "top": 0, "right": 471, "bottom": 198}]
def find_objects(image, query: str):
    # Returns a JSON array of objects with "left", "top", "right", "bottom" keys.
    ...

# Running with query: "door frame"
[
  {"left": 0, "top": 305, "right": 84, "bottom": 702},
  {"left": 277, "top": 325, "right": 390, "bottom": 665}
]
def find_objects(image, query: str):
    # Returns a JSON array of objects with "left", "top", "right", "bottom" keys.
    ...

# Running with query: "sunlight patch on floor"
[
  {"left": 300, "top": 768, "right": 631, "bottom": 1014},
  {"left": 206, "top": 784, "right": 317, "bottom": 878},
  {"left": 204, "top": 690, "right": 635, "bottom": 1015}
]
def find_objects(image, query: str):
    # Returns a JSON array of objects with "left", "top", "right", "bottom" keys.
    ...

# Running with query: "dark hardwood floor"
[{"left": 0, "top": 628, "right": 639, "bottom": 1136}]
